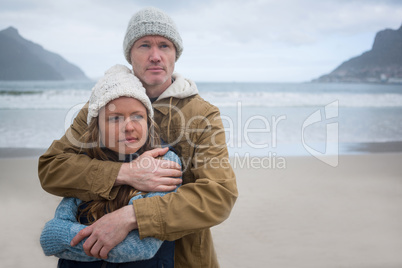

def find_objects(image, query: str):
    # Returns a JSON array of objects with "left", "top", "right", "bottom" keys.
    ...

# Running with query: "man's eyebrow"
[{"left": 138, "top": 40, "right": 151, "bottom": 44}]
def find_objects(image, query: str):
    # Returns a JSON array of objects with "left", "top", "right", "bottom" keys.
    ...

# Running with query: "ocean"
[{"left": 1, "top": 80, "right": 401, "bottom": 158}]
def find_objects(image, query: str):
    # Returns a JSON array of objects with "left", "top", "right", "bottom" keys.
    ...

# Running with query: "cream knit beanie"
[
  {"left": 123, "top": 7, "right": 183, "bottom": 63},
  {"left": 87, "top": 64, "right": 153, "bottom": 124}
]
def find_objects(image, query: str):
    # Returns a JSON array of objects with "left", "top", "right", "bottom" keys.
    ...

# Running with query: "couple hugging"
[{"left": 39, "top": 7, "right": 237, "bottom": 268}]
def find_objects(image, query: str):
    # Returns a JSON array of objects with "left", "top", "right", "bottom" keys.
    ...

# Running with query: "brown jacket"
[{"left": 38, "top": 73, "right": 238, "bottom": 267}]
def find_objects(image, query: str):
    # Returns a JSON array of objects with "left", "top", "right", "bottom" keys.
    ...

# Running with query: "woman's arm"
[
  {"left": 40, "top": 197, "right": 167, "bottom": 262},
  {"left": 40, "top": 151, "right": 181, "bottom": 263},
  {"left": 41, "top": 215, "right": 162, "bottom": 262}
]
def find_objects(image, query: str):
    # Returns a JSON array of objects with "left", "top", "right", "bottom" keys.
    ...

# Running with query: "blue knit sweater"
[{"left": 40, "top": 150, "right": 181, "bottom": 263}]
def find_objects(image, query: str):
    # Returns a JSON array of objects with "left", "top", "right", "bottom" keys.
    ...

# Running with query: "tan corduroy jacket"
[{"left": 38, "top": 73, "right": 238, "bottom": 268}]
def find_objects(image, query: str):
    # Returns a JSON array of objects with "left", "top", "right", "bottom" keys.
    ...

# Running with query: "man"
[{"left": 39, "top": 7, "right": 237, "bottom": 268}]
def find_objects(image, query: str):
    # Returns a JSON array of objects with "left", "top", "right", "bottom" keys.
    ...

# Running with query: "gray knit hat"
[
  {"left": 87, "top": 64, "right": 153, "bottom": 124},
  {"left": 123, "top": 7, "right": 183, "bottom": 63}
]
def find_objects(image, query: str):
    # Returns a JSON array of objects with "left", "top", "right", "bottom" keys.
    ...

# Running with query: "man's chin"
[
  {"left": 143, "top": 77, "right": 171, "bottom": 88},
  {"left": 147, "top": 78, "right": 167, "bottom": 85}
]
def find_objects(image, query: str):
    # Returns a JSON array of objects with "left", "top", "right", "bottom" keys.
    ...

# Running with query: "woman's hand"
[{"left": 70, "top": 205, "right": 137, "bottom": 259}]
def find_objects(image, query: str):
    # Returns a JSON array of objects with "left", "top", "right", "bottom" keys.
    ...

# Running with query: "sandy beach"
[{"left": 1, "top": 149, "right": 401, "bottom": 267}]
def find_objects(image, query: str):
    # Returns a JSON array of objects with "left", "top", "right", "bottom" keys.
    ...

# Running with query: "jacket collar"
[
  {"left": 152, "top": 97, "right": 182, "bottom": 115},
  {"left": 156, "top": 73, "right": 198, "bottom": 101},
  {"left": 152, "top": 73, "right": 199, "bottom": 115}
]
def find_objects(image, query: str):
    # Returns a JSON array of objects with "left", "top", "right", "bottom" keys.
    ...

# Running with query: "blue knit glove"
[{"left": 40, "top": 150, "right": 181, "bottom": 263}]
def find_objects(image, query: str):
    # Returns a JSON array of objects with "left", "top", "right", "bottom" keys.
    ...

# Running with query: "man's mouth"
[{"left": 147, "top": 66, "right": 164, "bottom": 71}]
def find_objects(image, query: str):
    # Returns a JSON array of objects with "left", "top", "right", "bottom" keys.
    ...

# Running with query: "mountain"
[
  {"left": 313, "top": 24, "right": 402, "bottom": 84},
  {"left": 0, "top": 26, "right": 88, "bottom": 81}
]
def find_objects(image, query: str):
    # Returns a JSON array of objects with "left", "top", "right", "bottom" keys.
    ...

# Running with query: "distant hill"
[
  {"left": 313, "top": 24, "right": 402, "bottom": 84},
  {"left": 0, "top": 26, "right": 88, "bottom": 81}
]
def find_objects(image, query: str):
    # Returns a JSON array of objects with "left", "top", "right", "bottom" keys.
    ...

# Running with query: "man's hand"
[
  {"left": 116, "top": 147, "right": 182, "bottom": 192},
  {"left": 70, "top": 205, "right": 137, "bottom": 259}
]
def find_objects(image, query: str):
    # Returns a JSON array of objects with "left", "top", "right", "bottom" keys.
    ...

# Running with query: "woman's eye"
[
  {"left": 109, "top": 116, "right": 122, "bottom": 122},
  {"left": 131, "top": 115, "right": 144, "bottom": 121}
]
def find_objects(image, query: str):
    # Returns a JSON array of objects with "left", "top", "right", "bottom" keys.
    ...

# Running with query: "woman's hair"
[{"left": 77, "top": 109, "right": 161, "bottom": 225}]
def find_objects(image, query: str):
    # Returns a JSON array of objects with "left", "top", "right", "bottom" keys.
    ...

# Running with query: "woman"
[{"left": 40, "top": 64, "right": 181, "bottom": 267}]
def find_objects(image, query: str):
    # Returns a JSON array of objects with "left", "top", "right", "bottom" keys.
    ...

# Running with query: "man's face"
[{"left": 130, "top": 36, "right": 176, "bottom": 95}]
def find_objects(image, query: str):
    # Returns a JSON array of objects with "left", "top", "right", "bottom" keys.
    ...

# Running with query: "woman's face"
[{"left": 98, "top": 97, "right": 148, "bottom": 155}]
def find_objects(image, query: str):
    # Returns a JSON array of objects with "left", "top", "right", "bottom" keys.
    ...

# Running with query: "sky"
[{"left": 0, "top": 0, "right": 401, "bottom": 82}]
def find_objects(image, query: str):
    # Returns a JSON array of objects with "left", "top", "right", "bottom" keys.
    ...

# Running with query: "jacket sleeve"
[
  {"left": 38, "top": 103, "right": 122, "bottom": 201},
  {"left": 40, "top": 151, "right": 181, "bottom": 263},
  {"left": 134, "top": 105, "right": 238, "bottom": 241}
]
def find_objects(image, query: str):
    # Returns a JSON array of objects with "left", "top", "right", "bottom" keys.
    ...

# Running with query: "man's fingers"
[
  {"left": 166, "top": 177, "right": 182, "bottom": 186},
  {"left": 167, "top": 169, "right": 182, "bottom": 179},
  {"left": 144, "top": 147, "right": 169, "bottom": 158},
  {"left": 159, "top": 159, "right": 181, "bottom": 170},
  {"left": 71, "top": 226, "right": 92, "bottom": 246},
  {"left": 82, "top": 235, "right": 97, "bottom": 257},
  {"left": 155, "top": 177, "right": 182, "bottom": 189},
  {"left": 153, "top": 165, "right": 182, "bottom": 178},
  {"left": 154, "top": 184, "right": 181, "bottom": 192},
  {"left": 141, "top": 148, "right": 181, "bottom": 169},
  {"left": 123, "top": 148, "right": 182, "bottom": 192},
  {"left": 89, "top": 241, "right": 103, "bottom": 259},
  {"left": 100, "top": 246, "right": 112, "bottom": 260},
  {"left": 135, "top": 149, "right": 181, "bottom": 171}
]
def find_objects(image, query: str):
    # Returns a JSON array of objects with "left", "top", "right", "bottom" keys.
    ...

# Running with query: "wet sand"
[{"left": 1, "top": 150, "right": 401, "bottom": 267}]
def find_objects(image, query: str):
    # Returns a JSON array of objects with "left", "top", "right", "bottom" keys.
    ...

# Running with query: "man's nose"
[{"left": 149, "top": 47, "right": 161, "bottom": 62}]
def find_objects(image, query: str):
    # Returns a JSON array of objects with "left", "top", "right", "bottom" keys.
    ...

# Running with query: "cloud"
[
  {"left": 0, "top": 0, "right": 401, "bottom": 81},
  {"left": 175, "top": 0, "right": 402, "bottom": 46}
]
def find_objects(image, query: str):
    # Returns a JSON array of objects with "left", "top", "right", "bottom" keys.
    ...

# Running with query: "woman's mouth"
[{"left": 122, "top": 137, "right": 138, "bottom": 143}]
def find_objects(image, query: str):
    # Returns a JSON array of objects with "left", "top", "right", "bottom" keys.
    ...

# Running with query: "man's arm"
[
  {"left": 38, "top": 104, "right": 181, "bottom": 201},
  {"left": 116, "top": 148, "right": 182, "bottom": 192},
  {"left": 68, "top": 151, "right": 182, "bottom": 259},
  {"left": 134, "top": 105, "right": 238, "bottom": 241}
]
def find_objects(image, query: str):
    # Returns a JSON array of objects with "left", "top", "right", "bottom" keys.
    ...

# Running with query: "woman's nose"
[{"left": 123, "top": 119, "right": 136, "bottom": 132}]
